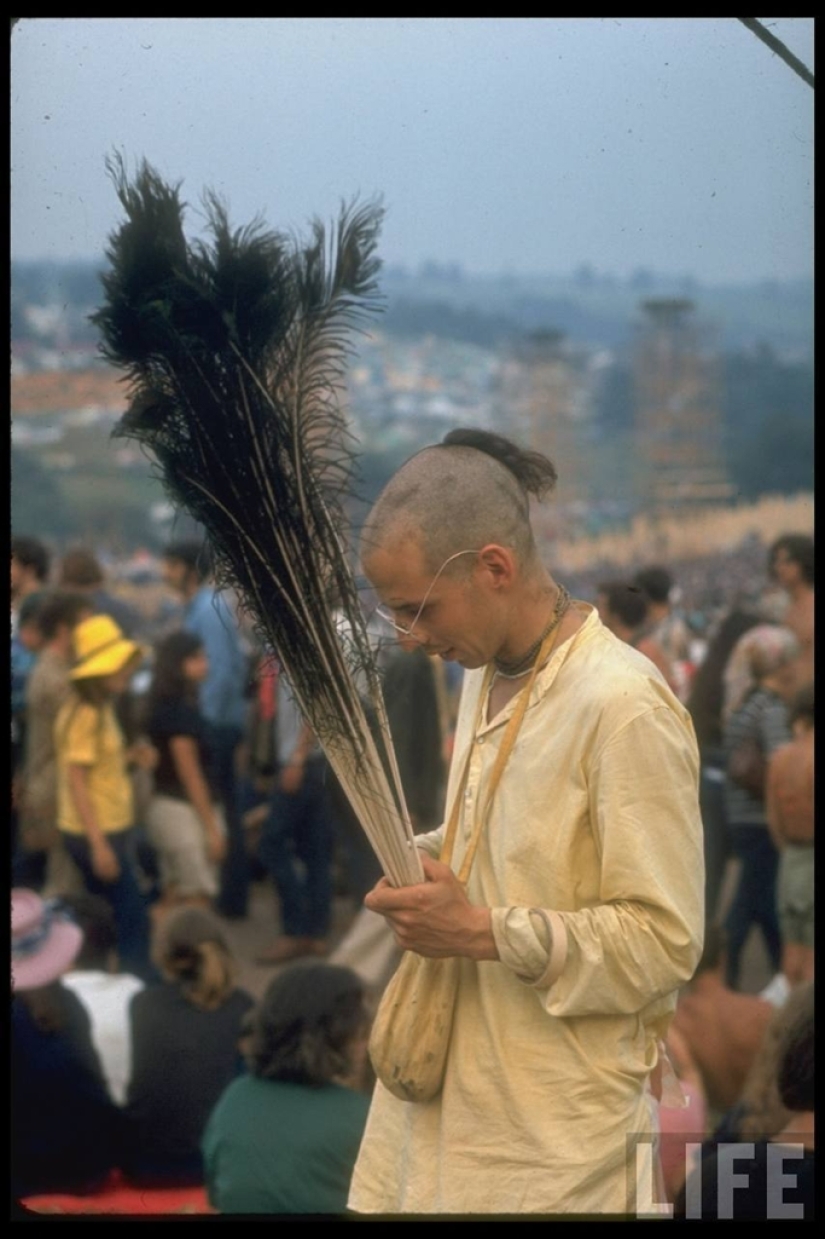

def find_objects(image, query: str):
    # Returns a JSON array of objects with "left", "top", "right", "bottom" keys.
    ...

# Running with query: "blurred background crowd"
[{"left": 11, "top": 523, "right": 814, "bottom": 1215}]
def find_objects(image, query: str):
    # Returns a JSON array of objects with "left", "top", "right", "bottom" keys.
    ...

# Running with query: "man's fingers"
[
  {"left": 364, "top": 876, "right": 394, "bottom": 911},
  {"left": 365, "top": 877, "right": 427, "bottom": 914},
  {"left": 420, "top": 853, "right": 453, "bottom": 880}
]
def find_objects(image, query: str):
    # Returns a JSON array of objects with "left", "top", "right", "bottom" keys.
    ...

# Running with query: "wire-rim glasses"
[{"left": 373, "top": 548, "right": 480, "bottom": 639}]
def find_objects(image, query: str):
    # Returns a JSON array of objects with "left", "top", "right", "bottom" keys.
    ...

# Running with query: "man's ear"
[{"left": 474, "top": 544, "right": 517, "bottom": 591}]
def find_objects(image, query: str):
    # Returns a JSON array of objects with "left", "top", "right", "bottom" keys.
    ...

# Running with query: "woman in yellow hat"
[{"left": 54, "top": 614, "right": 157, "bottom": 982}]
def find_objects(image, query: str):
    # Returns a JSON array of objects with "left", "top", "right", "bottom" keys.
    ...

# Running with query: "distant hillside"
[
  {"left": 11, "top": 259, "right": 814, "bottom": 361},
  {"left": 380, "top": 266, "right": 813, "bottom": 358}
]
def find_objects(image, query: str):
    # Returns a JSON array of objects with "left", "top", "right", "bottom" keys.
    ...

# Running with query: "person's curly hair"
[{"left": 246, "top": 962, "right": 367, "bottom": 1088}]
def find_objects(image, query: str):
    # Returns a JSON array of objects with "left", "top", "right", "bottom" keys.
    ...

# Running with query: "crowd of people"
[
  {"left": 11, "top": 887, "right": 368, "bottom": 1213},
  {"left": 10, "top": 489, "right": 814, "bottom": 1216}
]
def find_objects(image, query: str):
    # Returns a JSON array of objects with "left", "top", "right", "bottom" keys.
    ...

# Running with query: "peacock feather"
[{"left": 92, "top": 154, "right": 422, "bottom": 887}]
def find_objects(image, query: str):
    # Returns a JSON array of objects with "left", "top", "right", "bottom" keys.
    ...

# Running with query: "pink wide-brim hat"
[{"left": 11, "top": 888, "right": 83, "bottom": 992}]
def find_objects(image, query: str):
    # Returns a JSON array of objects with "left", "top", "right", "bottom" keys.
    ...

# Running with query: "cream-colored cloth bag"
[
  {"left": 367, "top": 948, "right": 462, "bottom": 1104},
  {"left": 369, "top": 620, "right": 566, "bottom": 1103}
]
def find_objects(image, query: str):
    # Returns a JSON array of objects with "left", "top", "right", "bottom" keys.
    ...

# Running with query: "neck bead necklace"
[{"left": 493, "top": 585, "right": 571, "bottom": 679}]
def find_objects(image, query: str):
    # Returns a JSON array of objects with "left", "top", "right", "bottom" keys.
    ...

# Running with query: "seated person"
[
  {"left": 202, "top": 962, "right": 371, "bottom": 1214},
  {"left": 669, "top": 927, "right": 775, "bottom": 1115},
  {"left": 12, "top": 888, "right": 123, "bottom": 1200},
  {"left": 60, "top": 892, "right": 145, "bottom": 1106},
  {"left": 121, "top": 906, "right": 254, "bottom": 1186},
  {"left": 675, "top": 981, "right": 814, "bottom": 1219},
  {"left": 711, "top": 978, "right": 812, "bottom": 1139}
]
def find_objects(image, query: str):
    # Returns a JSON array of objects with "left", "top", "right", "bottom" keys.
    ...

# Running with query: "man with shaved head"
[{"left": 348, "top": 429, "right": 704, "bottom": 1216}]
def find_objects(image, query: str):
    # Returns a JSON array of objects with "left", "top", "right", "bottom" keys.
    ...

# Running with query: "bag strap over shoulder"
[{"left": 440, "top": 619, "right": 566, "bottom": 883}]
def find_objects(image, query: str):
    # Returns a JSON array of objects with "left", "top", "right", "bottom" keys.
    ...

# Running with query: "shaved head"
[{"left": 361, "top": 431, "right": 556, "bottom": 574}]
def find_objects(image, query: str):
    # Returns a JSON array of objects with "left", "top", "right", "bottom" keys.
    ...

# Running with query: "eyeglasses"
[{"left": 374, "top": 549, "right": 480, "bottom": 639}]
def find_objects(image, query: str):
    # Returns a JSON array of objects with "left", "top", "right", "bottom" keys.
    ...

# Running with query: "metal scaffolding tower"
[
  {"left": 633, "top": 298, "right": 734, "bottom": 514},
  {"left": 495, "top": 330, "right": 592, "bottom": 539}
]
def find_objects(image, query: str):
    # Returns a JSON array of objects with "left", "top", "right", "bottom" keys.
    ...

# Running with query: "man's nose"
[{"left": 396, "top": 630, "right": 424, "bottom": 653}]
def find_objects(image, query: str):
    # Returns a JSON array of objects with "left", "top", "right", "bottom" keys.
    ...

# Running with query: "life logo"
[{"left": 629, "top": 1133, "right": 812, "bottom": 1220}]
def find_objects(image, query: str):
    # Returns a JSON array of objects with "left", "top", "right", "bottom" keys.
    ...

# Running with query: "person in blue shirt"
[
  {"left": 11, "top": 537, "right": 52, "bottom": 881},
  {"left": 11, "top": 537, "right": 52, "bottom": 742},
  {"left": 161, "top": 541, "right": 252, "bottom": 918}
]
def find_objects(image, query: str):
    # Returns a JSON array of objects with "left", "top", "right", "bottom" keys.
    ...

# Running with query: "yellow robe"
[{"left": 350, "top": 605, "right": 704, "bottom": 1215}]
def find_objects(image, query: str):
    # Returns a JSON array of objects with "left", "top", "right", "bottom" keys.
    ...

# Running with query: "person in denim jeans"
[
  {"left": 255, "top": 671, "right": 334, "bottom": 964},
  {"left": 721, "top": 624, "right": 799, "bottom": 990}
]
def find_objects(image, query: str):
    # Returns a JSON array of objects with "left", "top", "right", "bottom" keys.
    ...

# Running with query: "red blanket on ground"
[{"left": 17, "top": 1168, "right": 216, "bottom": 1215}]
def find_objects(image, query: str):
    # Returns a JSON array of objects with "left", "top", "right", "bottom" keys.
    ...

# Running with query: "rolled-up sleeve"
[{"left": 491, "top": 906, "right": 568, "bottom": 987}]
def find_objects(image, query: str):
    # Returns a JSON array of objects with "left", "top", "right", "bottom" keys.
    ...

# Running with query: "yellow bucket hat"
[{"left": 70, "top": 613, "right": 144, "bottom": 680}]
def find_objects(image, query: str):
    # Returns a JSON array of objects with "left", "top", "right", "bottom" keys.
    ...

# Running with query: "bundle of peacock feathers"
[{"left": 92, "top": 154, "right": 423, "bottom": 887}]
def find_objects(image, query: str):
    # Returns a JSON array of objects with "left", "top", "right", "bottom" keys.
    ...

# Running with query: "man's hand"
[{"left": 364, "top": 854, "right": 499, "bottom": 961}]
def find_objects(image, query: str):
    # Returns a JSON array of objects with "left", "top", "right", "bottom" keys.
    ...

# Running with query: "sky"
[{"left": 10, "top": 17, "right": 814, "bottom": 285}]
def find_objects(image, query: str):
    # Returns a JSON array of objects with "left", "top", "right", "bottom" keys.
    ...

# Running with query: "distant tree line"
[
  {"left": 591, "top": 345, "right": 813, "bottom": 501},
  {"left": 11, "top": 447, "right": 164, "bottom": 551},
  {"left": 383, "top": 298, "right": 519, "bottom": 350},
  {"left": 14, "top": 259, "right": 814, "bottom": 357},
  {"left": 721, "top": 344, "right": 814, "bottom": 498},
  {"left": 11, "top": 448, "right": 76, "bottom": 541}
]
